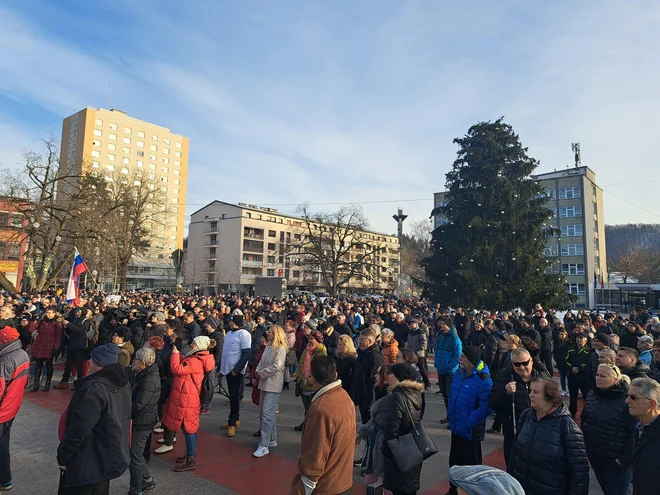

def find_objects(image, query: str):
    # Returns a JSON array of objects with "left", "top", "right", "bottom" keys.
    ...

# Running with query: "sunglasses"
[{"left": 513, "top": 360, "right": 531, "bottom": 367}]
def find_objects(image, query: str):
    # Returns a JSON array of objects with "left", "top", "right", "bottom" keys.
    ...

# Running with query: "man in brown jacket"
[{"left": 291, "top": 355, "right": 355, "bottom": 495}]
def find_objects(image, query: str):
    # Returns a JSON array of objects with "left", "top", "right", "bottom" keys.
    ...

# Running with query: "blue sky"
[{"left": 1, "top": 0, "right": 660, "bottom": 235}]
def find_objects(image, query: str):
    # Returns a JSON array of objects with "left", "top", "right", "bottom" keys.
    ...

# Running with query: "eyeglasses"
[
  {"left": 513, "top": 360, "right": 531, "bottom": 367},
  {"left": 627, "top": 394, "right": 650, "bottom": 401}
]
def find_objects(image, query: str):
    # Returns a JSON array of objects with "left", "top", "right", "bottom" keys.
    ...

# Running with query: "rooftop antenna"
[
  {"left": 108, "top": 83, "right": 112, "bottom": 109},
  {"left": 571, "top": 142, "right": 581, "bottom": 168}
]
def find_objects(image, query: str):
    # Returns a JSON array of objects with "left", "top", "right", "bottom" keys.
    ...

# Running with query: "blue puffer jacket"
[
  {"left": 448, "top": 361, "right": 493, "bottom": 441},
  {"left": 434, "top": 328, "right": 462, "bottom": 375}
]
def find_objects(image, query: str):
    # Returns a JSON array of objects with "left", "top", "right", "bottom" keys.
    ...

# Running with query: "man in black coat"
[
  {"left": 517, "top": 317, "right": 542, "bottom": 350},
  {"left": 390, "top": 313, "right": 410, "bottom": 347},
  {"left": 334, "top": 313, "right": 352, "bottom": 337},
  {"left": 565, "top": 334, "right": 591, "bottom": 418},
  {"left": 537, "top": 318, "right": 554, "bottom": 376},
  {"left": 129, "top": 347, "right": 161, "bottom": 495},
  {"left": 625, "top": 377, "right": 660, "bottom": 495},
  {"left": 352, "top": 328, "right": 384, "bottom": 424},
  {"left": 127, "top": 310, "right": 144, "bottom": 352},
  {"left": 57, "top": 343, "right": 131, "bottom": 494},
  {"left": 488, "top": 348, "right": 548, "bottom": 465}
]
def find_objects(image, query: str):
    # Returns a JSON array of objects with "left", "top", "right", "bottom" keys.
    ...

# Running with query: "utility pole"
[{"left": 392, "top": 208, "right": 408, "bottom": 295}]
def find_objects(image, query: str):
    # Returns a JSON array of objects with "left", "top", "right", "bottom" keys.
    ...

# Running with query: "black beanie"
[
  {"left": 494, "top": 319, "right": 506, "bottom": 331},
  {"left": 462, "top": 346, "right": 481, "bottom": 365},
  {"left": 391, "top": 363, "right": 419, "bottom": 382}
]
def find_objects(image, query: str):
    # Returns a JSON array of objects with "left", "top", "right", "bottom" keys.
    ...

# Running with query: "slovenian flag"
[{"left": 66, "top": 248, "right": 89, "bottom": 306}]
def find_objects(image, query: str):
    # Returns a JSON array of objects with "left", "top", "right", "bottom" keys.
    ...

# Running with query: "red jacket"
[
  {"left": 0, "top": 339, "right": 30, "bottom": 423},
  {"left": 161, "top": 350, "right": 215, "bottom": 434},
  {"left": 31, "top": 318, "right": 64, "bottom": 359}
]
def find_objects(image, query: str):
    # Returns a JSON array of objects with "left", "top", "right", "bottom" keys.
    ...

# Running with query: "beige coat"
[{"left": 256, "top": 344, "right": 286, "bottom": 393}]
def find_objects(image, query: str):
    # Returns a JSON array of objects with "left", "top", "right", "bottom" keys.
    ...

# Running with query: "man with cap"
[
  {"left": 0, "top": 325, "right": 29, "bottom": 491},
  {"left": 219, "top": 315, "right": 252, "bottom": 437},
  {"left": 446, "top": 346, "right": 493, "bottom": 495},
  {"left": 448, "top": 465, "right": 524, "bottom": 495},
  {"left": 57, "top": 343, "right": 131, "bottom": 495},
  {"left": 637, "top": 335, "right": 654, "bottom": 366}
]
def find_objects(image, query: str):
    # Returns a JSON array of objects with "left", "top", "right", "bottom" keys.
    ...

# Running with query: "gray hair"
[
  {"left": 381, "top": 328, "right": 394, "bottom": 340},
  {"left": 369, "top": 323, "right": 381, "bottom": 337},
  {"left": 396, "top": 312, "right": 404, "bottom": 319},
  {"left": 135, "top": 347, "right": 156, "bottom": 367},
  {"left": 631, "top": 377, "right": 660, "bottom": 408},
  {"left": 511, "top": 348, "right": 531, "bottom": 360},
  {"left": 599, "top": 348, "right": 616, "bottom": 362}
]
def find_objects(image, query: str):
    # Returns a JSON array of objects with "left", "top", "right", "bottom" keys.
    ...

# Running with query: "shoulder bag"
[{"left": 386, "top": 396, "right": 438, "bottom": 472}]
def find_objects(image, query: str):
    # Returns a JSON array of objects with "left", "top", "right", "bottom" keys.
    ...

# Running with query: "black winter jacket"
[
  {"left": 131, "top": 363, "right": 161, "bottom": 431},
  {"left": 128, "top": 319, "right": 143, "bottom": 352},
  {"left": 335, "top": 354, "right": 356, "bottom": 397},
  {"left": 65, "top": 317, "right": 95, "bottom": 351},
  {"left": 509, "top": 405, "right": 589, "bottom": 495},
  {"left": 353, "top": 344, "right": 384, "bottom": 407},
  {"left": 565, "top": 345, "right": 590, "bottom": 379},
  {"left": 580, "top": 380, "right": 634, "bottom": 461},
  {"left": 630, "top": 415, "right": 660, "bottom": 495},
  {"left": 57, "top": 364, "right": 131, "bottom": 488},
  {"left": 488, "top": 368, "right": 548, "bottom": 438},
  {"left": 483, "top": 330, "right": 508, "bottom": 374},
  {"left": 538, "top": 324, "right": 553, "bottom": 351},
  {"left": 517, "top": 326, "right": 542, "bottom": 349},
  {"left": 623, "top": 361, "right": 650, "bottom": 380},
  {"left": 381, "top": 380, "right": 424, "bottom": 494},
  {"left": 467, "top": 328, "right": 490, "bottom": 350}
]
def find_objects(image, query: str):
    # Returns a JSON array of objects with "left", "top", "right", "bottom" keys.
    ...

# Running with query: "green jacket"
[{"left": 295, "top": 344, "right": 327, "bottom": 392}]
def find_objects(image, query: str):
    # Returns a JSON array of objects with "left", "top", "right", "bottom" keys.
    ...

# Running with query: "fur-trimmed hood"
[{"left": 387, "top": 379, "right": 425, "bottom": 394}]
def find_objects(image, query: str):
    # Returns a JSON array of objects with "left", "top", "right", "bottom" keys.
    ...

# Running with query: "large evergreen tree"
[{"left": 422, "top": 118, "right": 575, "bottom": 310}]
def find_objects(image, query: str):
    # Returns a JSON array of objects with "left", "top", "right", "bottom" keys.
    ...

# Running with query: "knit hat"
[
  {"left": 391, "top": 363, "right": 419, "bottom": 383},
  {"left": 193, "top": 335, "right": 211, "bottom": 350},
  {"left": 304, "top": 319, "right": 318, "bottom": 331},
  {"left": 462, "top": 346, "right": 481, "bottom": 365},
  {"left": 638, "top": 335, "right": 654, "bottom": 346},
  {"left": 493, "top": 319, "right": 506, "bottom": 331},
  {"left": 90, "top": 344, "right": 120, "bottom": 367},
  {"left": 309, "top": 330, "right": 324, "bottom": 343},
  {"left": 448, "top": 465, "right": 524, "bottom": 495},
  {"left": 594, "top": 333, "right": 613, "bottom": 346},
  {"left": 0, "top": 326, "right": 19, "bottom": 345}
]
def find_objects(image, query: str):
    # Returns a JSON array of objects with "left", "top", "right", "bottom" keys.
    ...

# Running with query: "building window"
[
  {"left": 151, "top": 144, "right": 158, "bottom": 151},
  {"left": 121, "top": 168, "right": 129, "bottom": 174},
  {"left": 163, "top": 148, "right": 170, "bottom": 155},
  {"left": 136, "top": 161, "right": 143, "bottom": 167},
  {"left": 148, "top": 173, "right": 155, "bottom": 179},
  {"left": 594, "top": 238, "right": 599, "bottom": 251},
  {"left": 94, "top": 118, "right": 103, "bottom": 126},
  {"left": 108, "top": 143, "right": 116, "bottom": 151},
  {"left": 268, "top": 243, "right": 276, "bottom": 251},
  {"left": 546, "top": 189, "right": 557, "bottom": 200},
  {"left": 267, "top": 256, "right": 275, "bottom": 263},
  {"left": 565, "top": 283, "right": 586, "bottom": 295},
  {"left": 107, "top": 164, "right": 115, "bottom": 171},
  {"left": 91, "top": 150, "right": 100, "bottom": 158},
  {"left": 109, "top": 133, "right": 117, "bottom": 140},
  {"left": 268, "top": 230, "right": 276, "bottom": 237},
  {"left": 122, "top": 147, "right": 130, "bottom": 155},
  {"left": 176, "top": 142, "right": 182, "bottom": 149},
  {"left": 209, "top": 247, "right": 216, "bottom": 257},
  {"left": 562, "top": 263, "right": 585, "bottom": 275},
  {"left": 7, "top": 243, "right": 20, "bottom": 261},
  {"left": 241, "top": 267, "right": 262, "bottom": 275},
  {"left": 0, "top": 212, "right": 8, "bottom": 226},
  {"left": 92, "top": 139, "right": 101, "bottom": 147},
  {"left": 592, "top": 202, "right": 597, "bottom": 214},
  {"left": 559, "top": 186, "right": 582, "bottom": 199},
  {"left": 163, "top": 138, "right": 170, "bottom": 145},
  {"left": 559, "top": 206, "right": 582, "bottom": 218},
  {"left": 561, "top": 244, "right": 584, "bottom": 256},
  {"left": 109, "top": 123, "right": 117, "bottom": 130},
  {"left": 174, "top": 161, "right": 181, "bottom": 166},
  {"left": 162, "top": 157, "right": 169, "bottom": 164},
  {"left": 151, "top": 135, "right": 158, "bottom": 141},
  {"left": 592, "top": 185, "right": 597, "bottom": 196},
  {"left": 593, "top": 220, "right": 598, "bottom": 232},
  {"left": 173, "top": 188, "right": 179, "bottom": 194},
  {"left": 137, "top": 131, "right": 145, "bottom": 138},
  {"left": 292, "top": 270, "right": 300, "bottom": 278},
  {"left": 267, "top": 269, "right": 275, "bottom": 277},
  {"left": 108, "top": 153, "right": 115, "bottom": 161},
  {"left": 149, "top": 154, "right": 157, "bottom": 161},
  {"left": 124, "top": 127, "right": 132, "bottom": 134},
  {"left": 173, "top": 179, "right": 180, "bottom": 185},
  {"left": 93, "top": 129, "right": 102, "bottom": 137},
  {"left": 137, "top": 150, "right": 144, "bottom": 157},
  {"left": 174, "top": 170, "right": 180, "bottom": 176},
  {"left": 123, "top": 157, "right": 130, "bottom": 165},
  {"left": 560, "top": 224, "right": 583, "bottom": 237},
  {"left": 149, "top": 163, "right": 156, "bottom": 170},
  {"left": 123, "top": 137, "right": 131, "bottom": 144},
  {"left": 10, "top": 214, "right": 23, "bottom": 228},
  {"left": 162, "top": 167, "right": 169, "bottom": 173},
  {"left": 161, "top": 176, "right": 168, "bottom": 183},
  {"left": 137, "top": 141, "right": 144, "bottom": 148},
  {"left": 175, "top": 151, "right": 182, "bottom": 158},
  {"left": 92, "top": 161, "right": 100, "bottom": 168}
]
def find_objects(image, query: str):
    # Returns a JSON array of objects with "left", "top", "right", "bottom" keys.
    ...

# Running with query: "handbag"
[
  {"left": 294, "top": 381, "right": 302, "bottom": 397},
  {"left": 386, "top": 397, "right": 438, "bottom": 472}
]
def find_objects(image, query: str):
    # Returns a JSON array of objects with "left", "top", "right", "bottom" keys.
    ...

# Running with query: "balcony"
[
  {"left": 205, "top": 229, "right": 219, "bottom": 234},
  {"left": 204, "top": 241, "right": 219, "bottom": 247},
  {"left": 242, "top": 260, "right": 263, "bottom": 268}
]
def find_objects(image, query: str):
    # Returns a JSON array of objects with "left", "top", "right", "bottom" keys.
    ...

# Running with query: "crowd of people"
[{"left": 0, "top": 289, "right": 659, "bottom": 494}]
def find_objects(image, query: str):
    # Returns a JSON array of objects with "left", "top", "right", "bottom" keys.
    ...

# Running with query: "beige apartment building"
[
  {"left": 432, "top": 166, "right": 607, "bottom": 309},
  {"left": 185, "top": 201, "right": 400, "bottom": 295},
  {"left": 59, "top": 107, "right": 189, "bottom": 262}
]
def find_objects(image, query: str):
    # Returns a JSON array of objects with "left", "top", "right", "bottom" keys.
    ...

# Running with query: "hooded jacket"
[
  {"left": 448, "top": 361, "right": 493, "bottom": 441},
  {"left": 0, "top": 339, "right": 29, "bottom": 423},
  {"left": 508, "top": 405, "right": 589, "bottom": 495},
  {"left": 131, "top": 363, "right": 161, "bottom": 431},
  {"left": 161, "top": 349, "right": 215, "bottom": 434},
  {"left": 483, "top": 330, "right": 508, "bottom": 374},
  {"left": 57, "top": 363, "right": 131, "bottom": 488},
  {"left": 353, "top": 343, "right": 384, "bottom": 406},
  {"left": 381, "top": 380, "right": 425, "bottom": 493},
  {"left": 434, "top": 327, "right": 462, "bottom": 375}
]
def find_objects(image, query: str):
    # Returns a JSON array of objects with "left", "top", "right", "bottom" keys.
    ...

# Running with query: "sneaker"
[
  {"left": 173, "top": 456, "right": 196, "bottom": 472},
  {"left": 154, "top": 444, "right": 174, "bottom": 454},
  {"left": 158, "top": 437, "right": 176, "bottom": 443},
  {"left": 353, "top": 457, "right": 363, "bottom": 467},
  {"left": 561, "top": 390, "right": 567, "bottom": 397},
  {"left": 268, "top": 440, "right": 278, "bottom": 447},
  {"left": 221, "top": 421, "right": 240, "bottom": 429},
  {"left": 294, "top": 422, "right": 304, "bottom": 432},
  {"left": 200, "top": 408, "right": 210, "bottom": 415},
  {"left": 440, "top": 417, "right": 449, "bottom": 424},
  {"left": 486, "top": 427, "right": 501, "bottom": 434},
  {"left": 282, "top": 382, "right": 290, "bottom": 390},
  {"left": 141, "top": 478, "right": 156, "bottom": 491},
  {"left": 53, "top": 381, "right": 68, "bottom": 390},
  {"left": 153, "top": 427, "right": 164, "bottom": 434},
  {"left": 0, "top": 481, "right": 11, "bottom": 491},
  {"left": 227, "top": 426, "right": 236, "bottom": 438},
  {"left": 252, "top": 430, "right": 262, "bottom": 437},
  {"left": 253, "top": 446, "right": 269, "bottom": 458}
]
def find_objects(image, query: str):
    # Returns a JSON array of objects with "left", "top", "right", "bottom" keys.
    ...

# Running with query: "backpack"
[{"left": 200, "top": 369, "right": 218, "bottom": 404}]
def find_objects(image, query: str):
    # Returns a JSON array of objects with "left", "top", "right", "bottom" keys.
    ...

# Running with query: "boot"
[
  {"left": 221, "top": 421, "right": 240, "bottom": 429},
  {"left": 175, "top": 455, "right": 187, "bottom": 464},
  {"left": 227, "top": 426, "right": 236, "bottom": 438},
  {"left": 53, "top": 381, "right": 69, "bottom": 390},
  {"left": 173, "top": 456, "right": 196, "bottom": 472},
  {"left": 30, "top": 367, "right": 42, "bottom": 393},
  {"left": 44, "top": 364, "right": 53, "bottom": 391},
  {"left": 282, "top": 382, "right": 290, "bottom": 391}
]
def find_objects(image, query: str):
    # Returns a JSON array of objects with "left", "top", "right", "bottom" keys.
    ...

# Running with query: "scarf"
[{"left": 302, "top": 346, "right": 315, "bottom": 381}]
